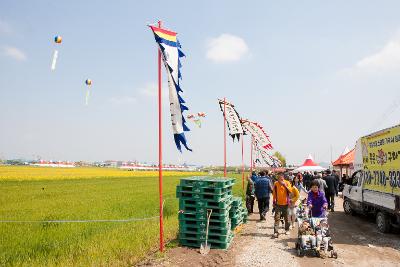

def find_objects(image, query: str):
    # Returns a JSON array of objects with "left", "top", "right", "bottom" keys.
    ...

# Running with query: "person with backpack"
[
  {"left": 272, "top": 173, "right": 293, "bottom": 237},
  {"left": 254, "top": 171, "right": 273, "bottom": 221}
]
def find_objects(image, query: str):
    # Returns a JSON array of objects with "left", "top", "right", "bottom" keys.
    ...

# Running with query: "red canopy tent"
[
  {"left": 332, "top": 148, "right": 355, "bottom": 177},
  {"left": 332, "top": 149, "right": 355, "bottom": 166},
  {"left": 293, "top": 154, "right": 326, "bottom": 172}
]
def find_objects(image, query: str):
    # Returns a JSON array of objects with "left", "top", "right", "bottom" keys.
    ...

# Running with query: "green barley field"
[{"left": 0, "top": 166, "right": 244, "bottom": 266}]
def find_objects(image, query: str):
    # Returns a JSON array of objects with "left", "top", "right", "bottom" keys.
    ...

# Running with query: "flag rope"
[
  {"left": 0, "top": 196, "right": 178, "bottom": 224},
  {"left": 0, "top": 216, "right": 160, "bottom": 224}
]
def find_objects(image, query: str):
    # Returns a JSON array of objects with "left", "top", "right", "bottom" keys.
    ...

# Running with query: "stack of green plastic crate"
[
  {"left": 230, "top": 197, "right": 248, "bottom": 229},
  {"left": 177, "top": 177, "right": 235, "bottom": 249}
]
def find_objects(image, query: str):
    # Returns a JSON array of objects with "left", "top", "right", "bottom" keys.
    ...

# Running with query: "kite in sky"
[
  {"left": 51, "top": 35, "right": 62, "bottom": 71},
  {"left": 186, "top": 112, "right": 206, "bottom": 128},
  {"left": 85, "top": 79, "right": 92, "bottom": 106}
]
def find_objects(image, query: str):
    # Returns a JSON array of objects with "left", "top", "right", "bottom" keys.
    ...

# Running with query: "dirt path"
[{"left": 139, "top": 197, "right": 400, "bottom": 267}]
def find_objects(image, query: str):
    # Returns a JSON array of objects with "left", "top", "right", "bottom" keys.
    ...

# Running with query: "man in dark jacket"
[
  {"left": 324, "top": 170, "right": 338, "bottom": 211},
  {"left": 246, "top": 171, "right": 260, "bottom": 214},
  {"left": 246, "top": 179, "right": 255, "bottom": 214},
  {"left": 254, "top": 171, "right": 273, "bottom": 221},
  {"left": 332, "top": 170, "right": 340, "bottom": 195}
]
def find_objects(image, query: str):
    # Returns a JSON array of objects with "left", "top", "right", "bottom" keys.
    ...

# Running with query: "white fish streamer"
[
  {"left": 85, "top": 89, "right": 90, "bottom": 106},
  {"left": 51, "top": 50, "right": 58, "bottom": 71}
]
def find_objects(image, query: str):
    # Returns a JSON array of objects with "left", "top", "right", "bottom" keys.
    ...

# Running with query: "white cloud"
[
  {"left": 206, "top": 34, "right": 249, "bottom": 63},
  {"left": 110, "top": 96, "right": 137, "bottom": 105},
  {"left": 343, "top": 37, "right": 400, "bottom": 75},
  {"left": 356, "top": 40, "right": 400, "bottom": 71},
  {"left": 2, "top": 46, "right": 26, "bottom": 61}
]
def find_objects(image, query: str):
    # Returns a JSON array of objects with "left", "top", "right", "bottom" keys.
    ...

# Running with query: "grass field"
[{"left": 0, "top": 166, "right": 245, "bottom": 266}]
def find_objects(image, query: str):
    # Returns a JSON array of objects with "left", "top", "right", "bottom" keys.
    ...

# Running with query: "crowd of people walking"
[{"left": 246, "top": 169, "right": 340, "bottom": 238}]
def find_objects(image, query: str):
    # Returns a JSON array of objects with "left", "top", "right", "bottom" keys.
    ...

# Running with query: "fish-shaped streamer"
[
  {"left": 149, "top": 25, "right": 191, "bottom": 152},
  {"left": 241, "top": 119, "right": 273, "bottom": 150},
  {"left": 218, "top": 99, "right": 243, "bottom": 141}
]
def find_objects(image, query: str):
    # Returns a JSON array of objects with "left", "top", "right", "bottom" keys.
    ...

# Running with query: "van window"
[
  {"left": 357, "top": 173, "right": 363, "bottom": 187},
  {"left": 352, "top": 176, "right": 358, "bottom": 186},
  {"left": 351, "top": 171, "right": 362, "bottom": 187}
]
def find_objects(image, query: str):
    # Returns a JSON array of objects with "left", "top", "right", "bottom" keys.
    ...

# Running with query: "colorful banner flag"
[
  {"left": 149, "top": 25, "right": 191, "bottom": 152},
  {"left": 270, "top": 155, "right": 282, "bottom": 167},
  {"left": 241, "top": 119, "right": 273, "bottom": 150},
  {"left": 253, "top": 139, "right": 272, "bottom": 167},
  {"left": 218, "top": 99, "right": 244, "bottom": 141},
  {"left": 253, "top": 139, "right": 281, "bottom": 167}
]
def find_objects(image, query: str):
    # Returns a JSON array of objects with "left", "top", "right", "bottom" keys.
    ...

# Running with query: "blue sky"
[{"left": 1, "top": 1, "right": 400, "bottom": 165}]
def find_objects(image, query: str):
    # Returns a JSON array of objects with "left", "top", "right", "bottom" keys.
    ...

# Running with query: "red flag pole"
[
  {"left": 250, "top": 135, "right": 253, "bottom": 173},
  {"left": 223, "top": 97, "right": 227, "bottom": 177},
  {"left": 157, "top": 20, "right": 164, "bottom": 252},
  {"left": 241, "top": 133, "right": 244, "bottom": 190}
]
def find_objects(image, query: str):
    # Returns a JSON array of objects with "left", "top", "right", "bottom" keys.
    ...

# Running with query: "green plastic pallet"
[
  {"left": 231, "top": 216, "right": 244, "bottom": 229},
  {"left": 229, "top": 208, "right": 240, "bottom": 217},
  {"left": 179, "top": 218, "right": 231, "bottom": 229},
  {"left": 176, "top": 185, "right": 232, "bottom": 195},
  {"left": 179, "top": 225, "right": 231, "bottom": 236},
  {"left": 231, "top": 196, "right": 243, "bottom": 207},
  {"left": 179, "top": 205, "right": 231, "bottom": 216},
  {"left": 231, "top": 215, "right": 244, "bottom": 224},
  {"left": 179, "top": 177, "right": 235, "bottom": 188},
  {"left": 230, "top": 212, "right": 243, "bottom": 220},
  {"left": 178, "top": 214, "right": 231, "bottom": 224},
  {"left": 178, "top": 210, "right": 230, "bottom": 221},
  {"left": 179, "top": 237, "right": 232, "bottom": 249},
  {"left": 176, "top": 191, "right": 232, "bottom": 201},
  {"left": 179, "top": 196, "right": 232, "bottom": 209},
  {"left": 179, "top": 231, "right": 232, "bottom": 242}
]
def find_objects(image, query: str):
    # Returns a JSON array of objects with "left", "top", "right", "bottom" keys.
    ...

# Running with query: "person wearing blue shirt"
[
  {"left": 250, "top": 171, "right": 259, "bottom": 183},
  {"left": 254, "top": 171, "right": 273, "bottom": 221}
]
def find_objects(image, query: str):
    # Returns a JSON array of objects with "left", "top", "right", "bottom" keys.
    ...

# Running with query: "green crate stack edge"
[
  {"left": 230, "top": 196, "right": 248, "bottom": 230},
  {"left": 176, "top": 176, "right": 247, "bottom": 250}
]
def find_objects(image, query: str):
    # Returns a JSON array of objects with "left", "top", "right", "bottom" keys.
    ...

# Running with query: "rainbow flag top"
[{"left": 149, "top": 26, "right": 178, "bottom": 46}]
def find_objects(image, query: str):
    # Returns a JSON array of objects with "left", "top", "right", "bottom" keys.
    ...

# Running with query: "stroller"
[
  {"left": 296, "top": 198, "right": 308, "bottom": 221},
  {"left": 295, "top": 204, "right": 338, "bottom": 258}
]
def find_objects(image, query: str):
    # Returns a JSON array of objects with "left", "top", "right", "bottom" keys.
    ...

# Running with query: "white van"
[{"left": 343, "top": 124, "right": 400, "bottom": 233}]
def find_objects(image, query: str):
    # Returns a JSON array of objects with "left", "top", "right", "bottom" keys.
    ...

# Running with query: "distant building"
[
  {"left": 31, "top": 160, "right": 75, "bottom": 168},
  {"left": 103, "top": 160, "right": 123, "bottom": 168},
  {"left": 120, "top": 162, "right": 197, "bottom": 171}
]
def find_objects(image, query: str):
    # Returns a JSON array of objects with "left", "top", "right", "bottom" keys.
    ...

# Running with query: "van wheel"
[
  {"left": 376, "top": 211, "right": 391, "bottom": 233},
  {"left": 343, "top": 199, "right": 353, "bottom": 215}
]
